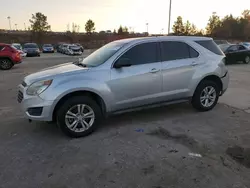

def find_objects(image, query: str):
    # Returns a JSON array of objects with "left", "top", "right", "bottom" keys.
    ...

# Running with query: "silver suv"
[{"left": 18, "top": 36, "right": 229, "bottom": 137}]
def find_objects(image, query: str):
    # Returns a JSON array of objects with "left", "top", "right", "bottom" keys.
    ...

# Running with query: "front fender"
[{"left": 39, "top": 76, "right": 113, "bottom": 112}]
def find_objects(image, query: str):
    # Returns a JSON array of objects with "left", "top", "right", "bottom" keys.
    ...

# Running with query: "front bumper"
[
  {"left": 220, "top": 71, "right": 229, "bottom": 96},
  {"left": 18, "top": 85, "right": 55, "bottom": 121}
]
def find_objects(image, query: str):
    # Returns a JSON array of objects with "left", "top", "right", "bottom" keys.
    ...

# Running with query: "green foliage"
[
  {"left": 206, "top": 12, "right": 221, "bottom": 35},
  {"left": 172, "top": 10, "right": 250, "bottom": 40},
  {"left": 117, "top": 26, "right": 129, "bottom": 35},
  {"left": 172, "top": 16, "right": 185, "bottom": 35},
  {"left": 29, "top": 12, "right": 51, "bottom": 32},
  {"left": 205, "top": 10, "right": 250, "bottom": 39},
  {"left": 85, "top": 19, "right": 95, "bottom": 34}
]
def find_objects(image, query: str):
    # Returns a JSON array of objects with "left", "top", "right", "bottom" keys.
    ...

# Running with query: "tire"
[
  {"left": 244, "top": 56, "right": 250, "bottom": 64},
  {"left": 0, "top": 59, "right": 13, "bottom": 70},
  {"left": 56, "top": 96, "right": 102, "bottom": 138},
  {"left": 192, "top": 80, "right": 220, "bottom": 112}
]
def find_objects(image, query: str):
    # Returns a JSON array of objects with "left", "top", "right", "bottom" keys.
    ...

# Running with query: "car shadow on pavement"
[{"left": 99, "top": 102, "right": 195, "bottom": 131}]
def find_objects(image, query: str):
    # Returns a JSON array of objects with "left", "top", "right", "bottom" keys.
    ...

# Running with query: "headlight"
[{"left": 26, "top": 79, "right": 53, "bottom": 95}]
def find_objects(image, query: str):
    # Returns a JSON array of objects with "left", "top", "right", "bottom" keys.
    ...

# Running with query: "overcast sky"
[{"left": 1, "top": 0, "right": 249, "bottom": 33}]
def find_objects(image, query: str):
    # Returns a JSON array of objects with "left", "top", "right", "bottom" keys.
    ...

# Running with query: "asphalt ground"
[{"left": 0, "top": 52, "right": 250, "bottom": 188}]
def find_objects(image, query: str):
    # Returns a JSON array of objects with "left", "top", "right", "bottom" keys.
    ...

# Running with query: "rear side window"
[
  {"left": 120, "top": 42, "right": 159, "bottom": 65},
  {"left": 0, "top": 46, "right": 4, "bottom": 51},
  {"left": 195, "top": 40, "right": 224, "bottom": 55},
  {"left": 161, "top": 41, "right": 199, "bottom": 61}
]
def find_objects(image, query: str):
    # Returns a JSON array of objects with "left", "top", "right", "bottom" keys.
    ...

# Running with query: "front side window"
[
  {"left": 118, "top": 42, "right": 158, "bottom": 65},
  {"left": 161, "top": 41, "right": 198, "bottom": 61}
]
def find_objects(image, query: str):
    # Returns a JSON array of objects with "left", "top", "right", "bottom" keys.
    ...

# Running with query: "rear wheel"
[
  {"left": 0, "top": 59, "right": 13, "bottom": 70},
  {"left": 192, "top": 80, "right": 219, "bottom": 111},
  {"left": 244, "top": 56, "right": 250, "bottom": 64},
  {"left": 56, "top": 96, "right": 102, "bottom": 138}
]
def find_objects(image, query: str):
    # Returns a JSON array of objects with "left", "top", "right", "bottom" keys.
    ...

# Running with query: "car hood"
[{"left": 24, "top": 62, "right": 88, "bottom": 85}]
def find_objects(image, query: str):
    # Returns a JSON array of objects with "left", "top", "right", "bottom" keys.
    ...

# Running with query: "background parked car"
[
  {"left": 74, "top": 43, "right": 84, "bottom": 52},
  {"left": 42, "top": 44, "right": 54, "bottom": 53},
  {"left": 219, "top": 44, "right": 250, "bottom": 64},
  {"left": 240, "top": 42, "right": 250, "bottom": 49},
  {"left": 64, "top": 44, "right": 83, "bottom": 55},
  {"left": 11, "top": 43, "right": 27, "bottom": 57},
  {"left": 23, "top": 43, "right": 40, "bottom": 57},
  {"left": 0, "top": 43, "right": 22, "bottom": 70},
  {"left": 59, "top": 44, "right": 69, "bottom": 54}
]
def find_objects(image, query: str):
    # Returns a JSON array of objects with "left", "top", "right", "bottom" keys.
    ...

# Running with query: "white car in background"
[
  {"left": 64, "top": 44, "right": 83, "bottom": 55},
  {"left": 11, "top": 43, "right": 27, "bottom": 57}
]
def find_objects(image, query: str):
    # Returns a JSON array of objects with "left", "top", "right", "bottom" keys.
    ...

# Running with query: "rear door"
[
  {"left": 109, "top": 42, "right": 162, "bottom": 111},
  {"left": 160, "top": 41, "right": 200, "bottom": 100}
]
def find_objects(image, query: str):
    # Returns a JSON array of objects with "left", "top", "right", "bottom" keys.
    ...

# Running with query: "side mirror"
[{"left": 114, "top": 58, "right": 132, "bottom": 68}]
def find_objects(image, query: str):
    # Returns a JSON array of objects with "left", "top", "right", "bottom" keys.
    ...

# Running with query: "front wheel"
[
  {"left": 0, "top": 59, "right": 13, "bottom": 70},
  {"left": 244, "top": 56, "right": 250, "bottom": 64},
  {"left": 56, "top": 96, "right": 102, "bottom": 138},
  {"left": 192, "top": 80, "right": 219, "bottom": 112}
]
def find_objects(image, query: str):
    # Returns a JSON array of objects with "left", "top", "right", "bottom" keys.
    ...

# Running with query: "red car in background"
[{"left": 0, "top": 43, "right": 22, "bottom": 70}]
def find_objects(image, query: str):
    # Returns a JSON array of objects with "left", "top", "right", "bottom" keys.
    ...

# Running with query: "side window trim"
[
  {"left": 112, "top": 41, "right": 160, "bottom": 68},
  {"left": 160, "top": 41, "right": 200, "bottom": 62}
]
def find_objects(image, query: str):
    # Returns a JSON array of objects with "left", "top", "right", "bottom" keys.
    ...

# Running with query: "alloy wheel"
[
  {"left": 1, "top": 60, "right": 11, "bottom": 69},
  {"left": 200, "top": 86, "right": 217, "bottom": 108},
  {"left": 245, "top": 56, "right": 250, "bottom": 64},
  {"left": 65, "top": 104, "right": 95, "bottom": 133}
]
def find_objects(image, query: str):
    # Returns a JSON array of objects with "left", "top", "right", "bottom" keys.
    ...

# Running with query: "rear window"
[{"left": 195, "top": 40, "right": 224, "bottom": 55}]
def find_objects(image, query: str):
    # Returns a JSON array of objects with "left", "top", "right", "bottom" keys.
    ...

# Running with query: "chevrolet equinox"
[{"left": 18, "top": 36, "right": 229, "bottom": 137}]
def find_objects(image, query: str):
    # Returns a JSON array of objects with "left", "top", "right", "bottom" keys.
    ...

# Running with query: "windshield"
[
  {"left": 81, "top": 41, "right": 127, "bottom": 67},
  {"left": 24, "top": 44, "right": 38, "bottom": 48},
  {"left": 12, "top": 44, "right": 21, "bottom": 50},
  {"left": 69, "top": 45, "right": 78, "bottom": 49},
  {"left": 43, "top": 44, "right": 52, "bottom": 47},
  {"left": 243, "top": 43, "right": 250, "bottom": 46}
]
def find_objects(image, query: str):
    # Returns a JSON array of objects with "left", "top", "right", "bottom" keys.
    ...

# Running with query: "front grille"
[
  {"left": 17, "top": 91, "right": 23, "bottom": 103},
  {"left": 21, "top": 81, "right": 27, "bottom": 87}
]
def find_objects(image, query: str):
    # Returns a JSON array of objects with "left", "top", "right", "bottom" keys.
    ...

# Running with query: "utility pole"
[
  {"left": 24, "top": 23, "right": 26, "bottom": 31},
  {"left": 146, "top": 23, "right": 149, "bottom": 34},
  {"left": 168, "top": 0, "right": 172, "bottom": 34},
  {"left": 15, "top": 24, "right": 18, "bottom": 30},
  {"left": 7, "top": 16, "right": 12, "bottom": 30}
]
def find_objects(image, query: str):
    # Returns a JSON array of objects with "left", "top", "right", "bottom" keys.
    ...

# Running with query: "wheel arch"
[
  {"left": 194, "top": 75, "right": 223, "bottom": 95},
  {"left": 52, "top": 90, "right": 107, "bottom": 122}
]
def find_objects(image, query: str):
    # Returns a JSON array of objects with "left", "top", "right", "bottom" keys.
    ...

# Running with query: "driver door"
[{"left": 108, "top": 42, "right": 162, "bottom": 111}]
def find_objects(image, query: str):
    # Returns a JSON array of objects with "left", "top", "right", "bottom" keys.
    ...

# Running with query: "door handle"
[
  {"left": 191, "top": 62, "right": 199, "bottom": 66},
  {"left": 150, "top": 68, "right": 160, "bottom": 73}
]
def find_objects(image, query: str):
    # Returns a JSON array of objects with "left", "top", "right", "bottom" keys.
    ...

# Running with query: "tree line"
[{"left": 172, "top": 9, "right": 250, "bottom": 40}]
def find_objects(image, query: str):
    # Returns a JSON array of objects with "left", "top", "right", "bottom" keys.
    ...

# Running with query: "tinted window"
[
  {"left": 119, "top": 42, "right": 158, "bottom": 65},
  {"left": 238, "top": 45, "right": 246, "bottom": 50},
  {"left": 0, "top": 46, "right": 4, "bottom": 51},
  {"left": 161, "top": 41, "right": 192, "bottom": 61},
  {"left": 195, "top": 40, "right": 224, "bottom": 55},
  {"left": 189, "top": 47, "right": 199, "bottom": 58}
]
